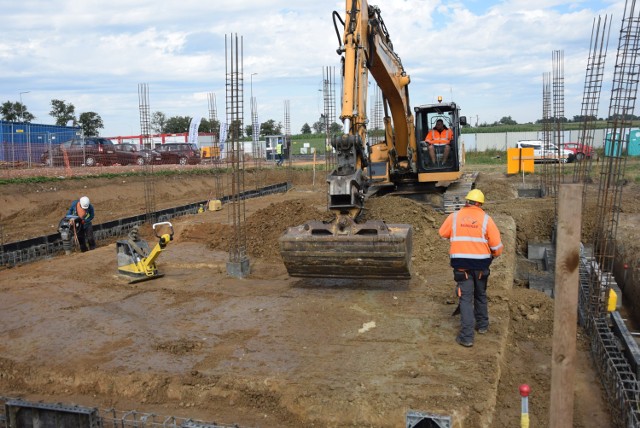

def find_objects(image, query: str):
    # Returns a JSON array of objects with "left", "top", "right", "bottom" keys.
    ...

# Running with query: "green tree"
[
  {"left": 498, "top": 116, "right": 517, "bottom": 125},
  {"left": 199, "top": 118, "right": 217, "bottom": 133},
  {"left": 330, "top": 122, "right": 342, "bottom": 134},
  {"left": 165, "top": 116, "right": 191, "bottom": 133},
  {"left": 1, "top": 101, "right": 35, "bottom": 122},
  {"left": 78, "top": 112, "right": 104, "bottom": 136},
  {"left": 228, "top": 119, "right": 243, "bottom": 140},
  {"left": 49, "top": 99, "right": 76, "bottom": 126},
  {"left": 260, "top": 119, "right": 282, "bottom": 135},
  {"left": 150, "top": 111, "right": 167, "bottom": 133},
  {"left": 312, "top": 120, "right": 325, "bottom": 134},
  {"left": 300, "top": 123, "right": 312, "bottom": 134}
]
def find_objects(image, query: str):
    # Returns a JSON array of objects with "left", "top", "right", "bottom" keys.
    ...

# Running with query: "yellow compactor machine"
[{"left": 116, "top": 222, "right": 174, "bottom": 283}]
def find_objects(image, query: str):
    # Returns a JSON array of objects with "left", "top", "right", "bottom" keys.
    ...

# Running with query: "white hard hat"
[{"left": 80, "top": 196, "right": 90, "bottom": 209}]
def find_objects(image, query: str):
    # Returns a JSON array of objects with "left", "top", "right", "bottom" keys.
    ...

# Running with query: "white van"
[{"left": 516, "top": 140, "right": 575, "bottom": 163}]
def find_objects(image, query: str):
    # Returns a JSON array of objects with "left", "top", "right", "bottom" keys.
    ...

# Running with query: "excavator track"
[{"left": 441, "top": 171, "right": 479, "bottom": 213}]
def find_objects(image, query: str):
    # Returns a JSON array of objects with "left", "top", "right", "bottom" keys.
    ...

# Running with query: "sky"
[{"left": 0, "top": 0, "right": 626, "bottom": 138}]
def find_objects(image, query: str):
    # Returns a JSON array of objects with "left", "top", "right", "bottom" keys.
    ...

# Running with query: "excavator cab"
[{"left": 415, "top": 102, "right": 467, "bottom": 174}]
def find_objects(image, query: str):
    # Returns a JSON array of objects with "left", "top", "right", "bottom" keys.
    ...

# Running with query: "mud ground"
[{"left": 1, "top": 163, "right": 637, "bottom": 427}]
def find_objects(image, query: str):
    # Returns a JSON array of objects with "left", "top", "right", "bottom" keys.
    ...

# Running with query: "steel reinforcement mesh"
[
  {"left": 579, "top": 253, "right": 640, "bottom": 427},
  {"left": 0, "top": 399, "right": 242, "bottom": 428}
]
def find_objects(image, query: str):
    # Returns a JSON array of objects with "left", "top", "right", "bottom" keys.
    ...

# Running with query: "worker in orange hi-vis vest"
[
  {"left": 438, "top": 189, "right": 503, "bottom": 347},
  {"left": 424, "top": 119, "right": 453, "bottom": 165}
]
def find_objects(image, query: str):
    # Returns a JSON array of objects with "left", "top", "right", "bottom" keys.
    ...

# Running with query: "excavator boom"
[
  {"left": 280, "top": 1, "right": 467, "bottom": 280},
  {"left": 279, "top": 0, "right": 413, "bottom": 280}
]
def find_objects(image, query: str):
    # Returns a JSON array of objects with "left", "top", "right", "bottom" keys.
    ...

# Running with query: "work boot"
[{"left": 456, "top": 337, "right": 473, "bottom": 347}]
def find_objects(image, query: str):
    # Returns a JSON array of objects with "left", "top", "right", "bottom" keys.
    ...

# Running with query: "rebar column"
[
  {"left": 225, "top": 33, "right": 249, "bottom": 278},
  {"left": 591, "top": 0, "right": 640, "bottom": 319},
  {"left": 138, "top": 83, "right": 156, "bottom": 224},
  {"left": 542, "top": 72, "right": 553, "bottom": 196},
  {"left": 323, "top": 66, "right": 337, "bottom": 172},
  {"left": 573, "top": 15, "right": 612, "bottom": 187},
  {"left": 207, "top": 92, "right": 224, "bottom": 202}
]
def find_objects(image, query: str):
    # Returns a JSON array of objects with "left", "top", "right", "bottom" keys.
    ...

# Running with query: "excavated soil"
[{"left": 2, "top": 163, "right": 639, "bottom": 427}]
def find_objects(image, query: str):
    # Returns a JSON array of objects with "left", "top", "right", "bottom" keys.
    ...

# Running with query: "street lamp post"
[{"left": 19, "top": 91, "right": 30, "bottom": 122}]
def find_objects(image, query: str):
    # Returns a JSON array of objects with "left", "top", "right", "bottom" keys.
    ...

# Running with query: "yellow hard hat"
[{"left": 465, "top": 189, "right": 485, "bottom": 204}]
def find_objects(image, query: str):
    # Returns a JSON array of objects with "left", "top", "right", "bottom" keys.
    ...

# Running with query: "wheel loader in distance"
[{"left": 279, "top": 0, "right": 470, "bottom": 280}]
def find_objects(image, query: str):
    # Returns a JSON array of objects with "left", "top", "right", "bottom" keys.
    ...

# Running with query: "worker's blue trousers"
[{"left": 454, "top": 268, "right": 490, "bottom": 343}]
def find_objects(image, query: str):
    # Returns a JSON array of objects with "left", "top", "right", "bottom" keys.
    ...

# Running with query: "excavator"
[{"left": 279, "top": 0, "right": 470, "bottom": 280}]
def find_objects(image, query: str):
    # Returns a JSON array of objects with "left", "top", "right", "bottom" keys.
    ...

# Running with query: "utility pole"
[{"left": 19, "top": 91, "right": 30, "bottom": 122}]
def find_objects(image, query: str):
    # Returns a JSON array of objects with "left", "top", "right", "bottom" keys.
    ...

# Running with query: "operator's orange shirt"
[{"left": 425, "top": 128, "right": 453, "bottom": 145}]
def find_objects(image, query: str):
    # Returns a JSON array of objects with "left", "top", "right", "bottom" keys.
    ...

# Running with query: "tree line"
[
  {"left": 13, "top": 99, "right": 630, "bottom": 139},
  {"left": 1, "top": 99, "right": 104, "bottom": 136},
  {"left": 1, "top": 99, "right": 345, "bottom": 139},
  {"left": 474, "top": 114, "right": 640, "bottom": 127}
]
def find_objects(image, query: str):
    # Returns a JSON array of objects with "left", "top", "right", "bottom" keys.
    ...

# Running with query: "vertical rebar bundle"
[
  {"left": 138, "top": 83, "right": 156, "bottom": 224},
  {"left": 283, "top": 99, "right": 293, "bottom": 183},
  {"left": 224, "top": 34, "right": 249, "bottom": 277},
  {"left": 207, "top": 92, "right": 224, "bottom": 202},
  {"left": 251, "top": 94, "right": 262, "bottom": 190},
  {"left": 323, "top": 66, "right": 337, "bottom": 171},
  {"left": 591, "top": 0, "right": 640, "bottom": 320},
  {"left": 369, "top": 85, "right": 383, "bottom": 146},
  {"left": 573, "top": 16, "right": 612, "bottom": 186},
  {"left": 542, "top": 72, "right": 553, "bottom": 196},
  {"left": 551, "top": 50, "right": 566, "bottom": 201}
]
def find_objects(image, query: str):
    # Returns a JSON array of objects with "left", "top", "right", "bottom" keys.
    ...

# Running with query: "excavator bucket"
[{"left": 279, "top": 218, "right": 412, "bottom": 280}]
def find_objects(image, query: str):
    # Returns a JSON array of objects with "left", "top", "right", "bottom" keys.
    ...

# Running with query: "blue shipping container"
[{"left": 0, "top": 121, "right": 81, "bottom": 162}]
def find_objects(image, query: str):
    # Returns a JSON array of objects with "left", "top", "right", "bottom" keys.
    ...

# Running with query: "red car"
[{"left": 563, "top": 142, "right": 596, "bottom": 161}]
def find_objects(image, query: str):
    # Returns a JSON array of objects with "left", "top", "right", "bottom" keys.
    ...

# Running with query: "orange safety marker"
[{"left": 520, "top": 384, "right": 530, "bottom": 428}]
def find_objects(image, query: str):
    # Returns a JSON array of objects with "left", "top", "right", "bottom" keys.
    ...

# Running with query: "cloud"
[{"left": 0, "top": 0, "right": 625, "bottom": 135}]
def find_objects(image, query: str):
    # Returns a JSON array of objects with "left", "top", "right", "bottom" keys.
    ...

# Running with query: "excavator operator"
[{"left": 424, "top": 119, "right": 453, "bottom": 165}]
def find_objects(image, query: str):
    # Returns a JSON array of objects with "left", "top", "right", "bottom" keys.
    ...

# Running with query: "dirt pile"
[{"left": 0, "top": 167, "right": 626, "bottom": 427}]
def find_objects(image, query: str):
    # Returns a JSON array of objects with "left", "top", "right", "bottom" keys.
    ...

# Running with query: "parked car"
[
  {"left": 41, "top": 137, "right": 117, "bottom": 167},
  {"left": 563, "top": 142, "right": 596, "bottom": 161},
  {"left": 114, "top": 143, "right": 162, "bottom": 166},
  {"left": 515, "top": 140, "right": 575, "bottom": 163},
  {"left": 155, "top": 143, "right": 201, "bottom": 165}
]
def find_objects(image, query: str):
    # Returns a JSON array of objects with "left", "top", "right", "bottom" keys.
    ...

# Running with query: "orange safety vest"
[
  {"left": 76, "top": 202, "right": 87, "bottom": 219},
  {"left": 425, "top": 128, "right": 452, "bottom": 145},
  {"left": 439, "top": 205, "right": 503, "bottom": 260}
]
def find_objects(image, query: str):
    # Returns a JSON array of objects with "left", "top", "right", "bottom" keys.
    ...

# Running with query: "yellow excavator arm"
[
  {"left": 329, "top": 0, "right": 417, "bottom": 218},
  {"left": 279, "top": 1, "right": 414, "bottom": 280}
]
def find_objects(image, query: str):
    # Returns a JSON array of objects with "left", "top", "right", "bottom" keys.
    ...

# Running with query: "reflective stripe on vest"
[{"left": 449, "top": 210, "right": 492, "bottom": 260}]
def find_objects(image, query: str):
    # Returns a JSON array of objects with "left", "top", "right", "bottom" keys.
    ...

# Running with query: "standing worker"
[
  {"left": 67, "top": 196, "right": 96, "bottom": 252},
  {"left": 438, "top": 189, "right": 503, "bottom": 347},
  {"left": 276, "top": 140, "right": 284, "bottom": 166}
]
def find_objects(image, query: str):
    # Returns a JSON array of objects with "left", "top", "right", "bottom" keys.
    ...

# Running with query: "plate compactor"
[
  {"left": 58, "top": 215, "right": 82, "bottom": 255},
  {"left": 116, "top": 222, "right": 174, "bottom": 284}
]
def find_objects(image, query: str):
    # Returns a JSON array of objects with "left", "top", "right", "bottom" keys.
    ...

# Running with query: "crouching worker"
[
  {"left": 67, "top": 196, "right": 96, "bottom": 252},
  {"left": 438, "top": 189, "right": 503, "bottom": 347}
]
